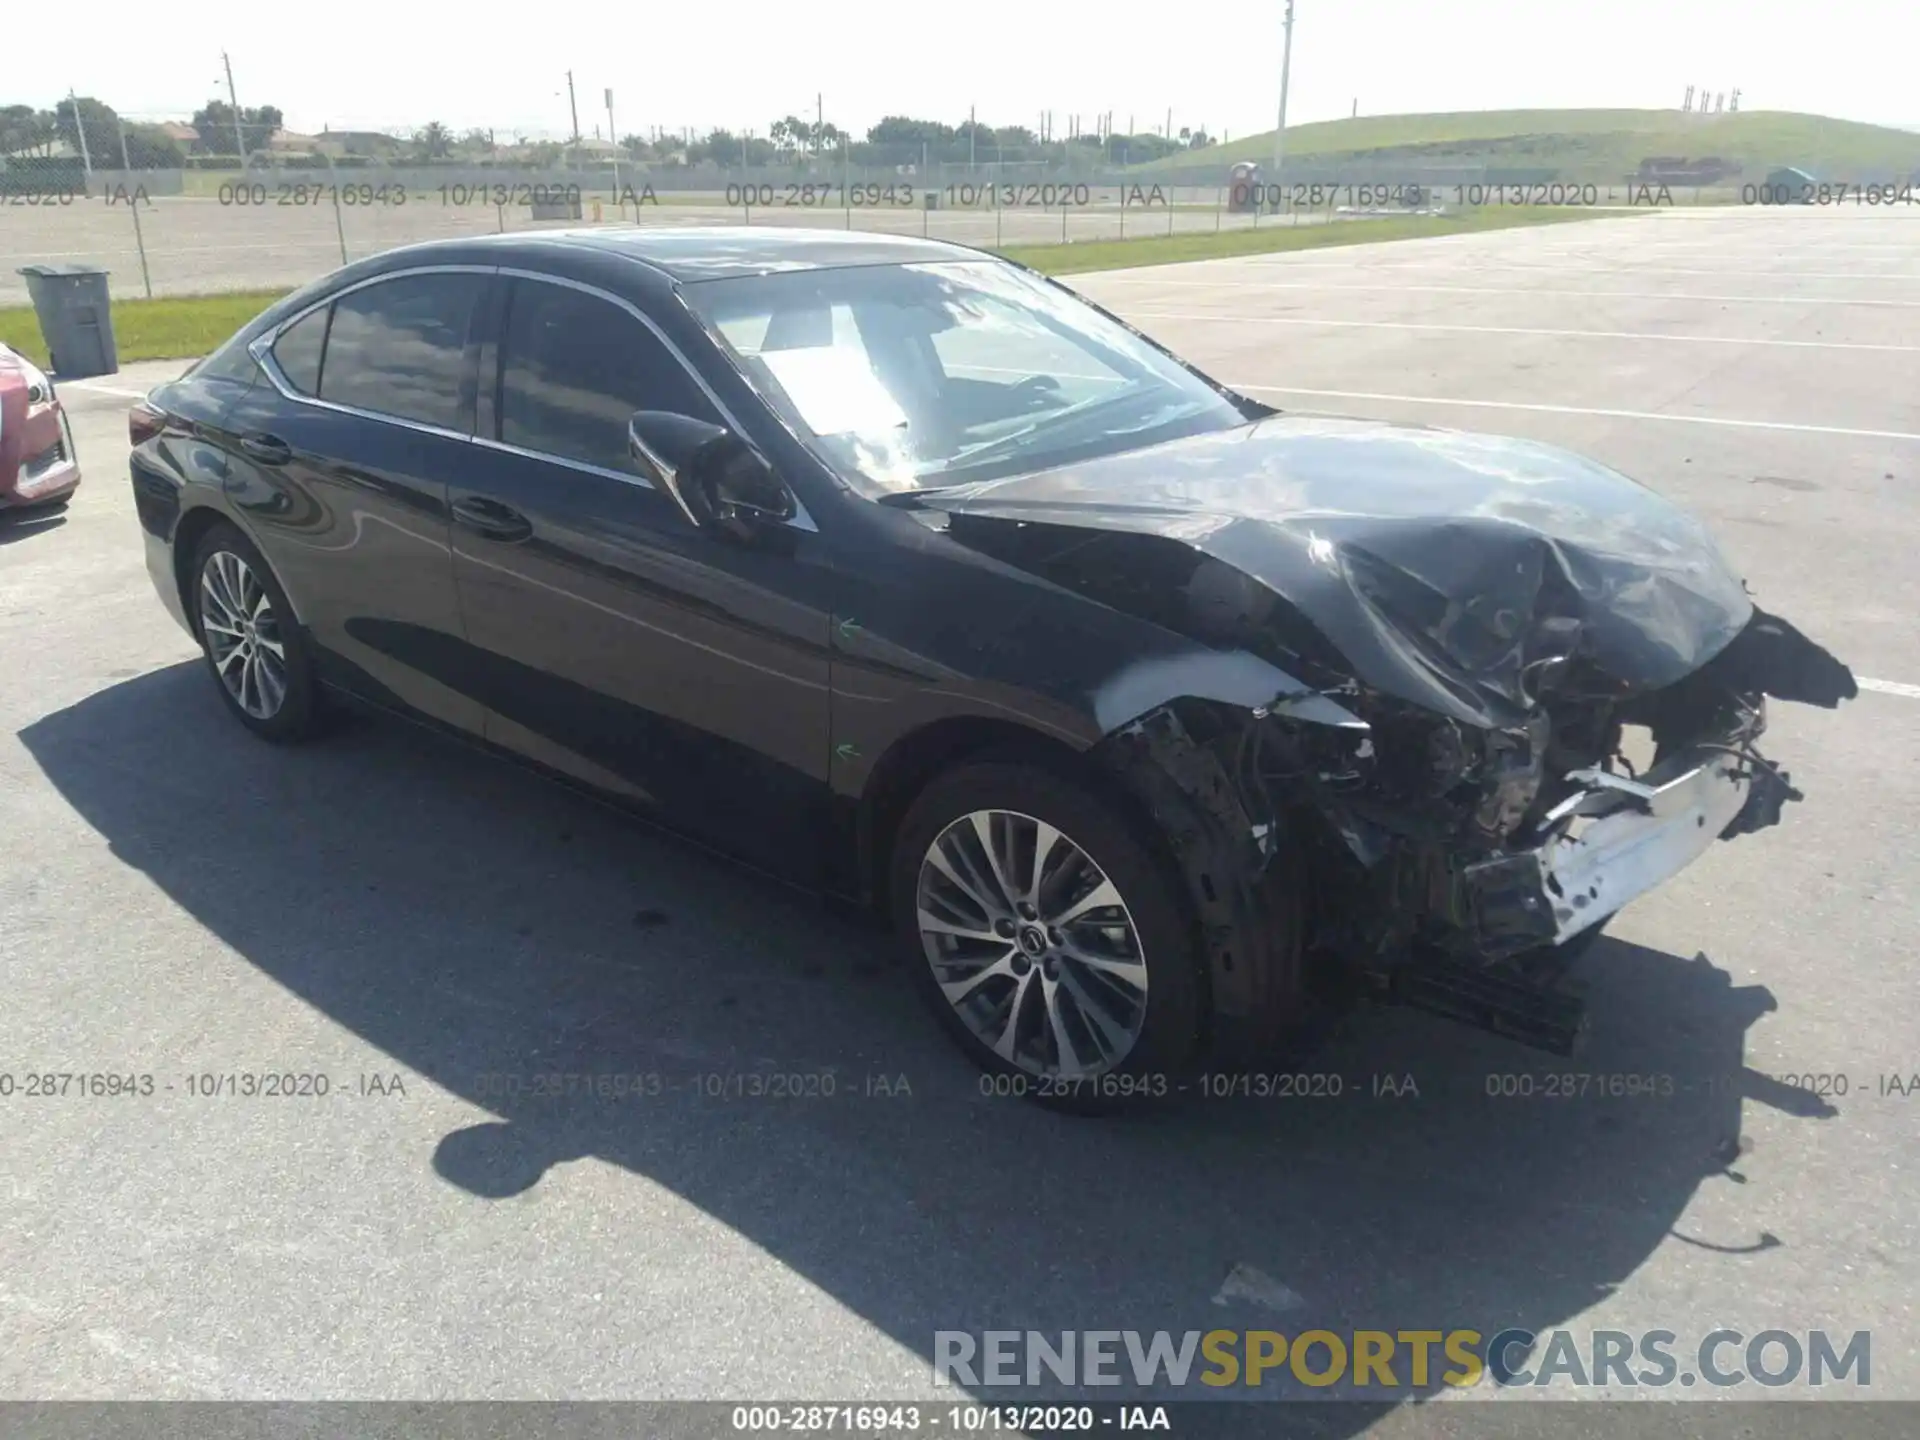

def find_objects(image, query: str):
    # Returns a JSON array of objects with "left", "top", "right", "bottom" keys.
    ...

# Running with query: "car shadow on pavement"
[
  {"left": 20, "top": 662, "right": 1837, "bottom": 1415},
  {"left": 0, "top": 506, "right": 70, "bottom": 545}
]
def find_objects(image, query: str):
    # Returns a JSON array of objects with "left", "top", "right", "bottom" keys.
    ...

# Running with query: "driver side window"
[{"left": 499, "top": 279, "right": 717, "bottom": 475}]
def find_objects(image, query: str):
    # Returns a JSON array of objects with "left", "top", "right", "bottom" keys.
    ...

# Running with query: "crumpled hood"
[{"left": 928, "top": 414, "right": 1756, "bottom": 727}]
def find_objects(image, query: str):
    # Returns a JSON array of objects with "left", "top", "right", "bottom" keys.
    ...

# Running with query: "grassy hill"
[{"left": 1134, "top": 109, "right": 1920, "bottom": 180}]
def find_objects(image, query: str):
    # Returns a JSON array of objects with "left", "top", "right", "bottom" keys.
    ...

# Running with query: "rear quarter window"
[
  {"left": 270, "top": 308, "right": 329, "bottom": 395},
  {"left": 191, "top": 334, "right": 266, "bottom": 387}
]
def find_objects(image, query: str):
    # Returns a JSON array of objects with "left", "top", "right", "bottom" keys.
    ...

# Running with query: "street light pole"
[
  {"left": 67, "top": 88, "right": 93, "bottom": 179},
  {"left": 1269, "top": 0, "right": 1296, "bottom": 213},
  {"left": 221, "top": 51, "right": 247, "bottom": 164}
]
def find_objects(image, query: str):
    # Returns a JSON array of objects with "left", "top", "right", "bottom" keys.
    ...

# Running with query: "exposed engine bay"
[{"left": 917, "top": 417, "right": 1860, "bottom": 1054}]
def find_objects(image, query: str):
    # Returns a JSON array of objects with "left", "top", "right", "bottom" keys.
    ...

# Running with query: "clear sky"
[{"left": 24, "top": 0, "right": 1920, "bottom": 140}]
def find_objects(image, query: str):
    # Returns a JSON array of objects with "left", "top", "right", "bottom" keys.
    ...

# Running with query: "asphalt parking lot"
[{"left": 2, "top": 206, "right": 1916, "bottom": 1423}]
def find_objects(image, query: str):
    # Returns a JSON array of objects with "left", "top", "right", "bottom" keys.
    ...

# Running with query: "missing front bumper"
[{"left": 1463, "top": 738, "right": 1783, "bottom": 956}]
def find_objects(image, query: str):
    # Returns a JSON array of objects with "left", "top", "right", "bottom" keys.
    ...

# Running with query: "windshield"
[{"left": 680, "top": 259, "right": 1248, "bottom": 495}]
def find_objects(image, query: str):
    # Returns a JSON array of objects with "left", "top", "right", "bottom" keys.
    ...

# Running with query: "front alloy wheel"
[
  {"left": 199, "top": 548, "right": 288, "bottom": 720},
  {"left": 915, "top": 808, "right": 1150, "bottom": 1079}
]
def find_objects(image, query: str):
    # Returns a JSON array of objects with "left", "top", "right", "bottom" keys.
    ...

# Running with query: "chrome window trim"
[
  {"left": 248, "top": 262, "right": 816, "bottom": 534},
  {"left": 248, "top": 264, "right": 497, "bottom": 443},
  {"left": 469, "top": 433, "right": 664, "bottom": 494},
  {"left": 495, "top": 268, "right": 817, "bottom": 533}
]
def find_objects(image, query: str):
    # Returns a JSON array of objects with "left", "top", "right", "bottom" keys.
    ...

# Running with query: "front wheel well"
[{"left": 861, "top": 718, "right": 1096, "bottom": 914}]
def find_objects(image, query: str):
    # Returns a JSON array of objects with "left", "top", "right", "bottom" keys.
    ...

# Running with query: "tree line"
[
  {"left": 0, "top": 97, "right": 282, "bottom": 167},
  {"left": 2, "top": 98, "right": 1215, "bottom": 170}
]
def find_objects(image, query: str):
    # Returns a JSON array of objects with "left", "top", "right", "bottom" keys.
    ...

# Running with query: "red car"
[{"left": 0, "top": 343, "right": 81, "bottom": 511}]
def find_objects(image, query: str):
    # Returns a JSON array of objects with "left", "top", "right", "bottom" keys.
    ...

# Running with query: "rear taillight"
[{"left": 128, "top": 401, "right": 166, "bottom": 448}]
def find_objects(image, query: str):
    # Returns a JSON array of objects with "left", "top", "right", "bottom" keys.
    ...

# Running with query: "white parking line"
[
  {"left": 1084, "top": 277, "right": 1920, "bottom": 309},
  {"left": 1129, "top": 312, "right": 1920, "bottom": 353},
  {"left": 61, "top": 381, "right": 150, "bottom": 399},
  {"left": 1861, "top": 678, "right": 1920, "bottom": 700},
  {"left": 1609, "top": 246, "right": 1920, "bottom": 257},
  {"left": 1240, "top": 259, "right": 1920, "bottom": 282},
  {"left": 1227, "top": 382, "right": 1920, "bottom": 443}
]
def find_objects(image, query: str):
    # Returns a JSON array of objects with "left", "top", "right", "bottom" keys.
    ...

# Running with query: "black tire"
[
  {"left": 891, "top": 760, "right": 1203, "bottom": 1113},
  {"left": 189, "top": 522, "right": 327, "bottom": 743}
]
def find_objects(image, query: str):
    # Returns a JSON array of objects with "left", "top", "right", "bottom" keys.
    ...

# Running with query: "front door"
[{"left": 446, "top": 274, "right": 836, "bottom": 883}]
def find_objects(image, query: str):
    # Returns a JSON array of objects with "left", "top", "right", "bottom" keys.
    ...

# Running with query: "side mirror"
[{"left": 629, "top": 411, "right": 795, "bottom": 539}]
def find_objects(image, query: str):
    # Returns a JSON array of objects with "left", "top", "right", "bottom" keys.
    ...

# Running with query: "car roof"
[{"left": 402, "top": 226, "right": 986, "bottom": 282}]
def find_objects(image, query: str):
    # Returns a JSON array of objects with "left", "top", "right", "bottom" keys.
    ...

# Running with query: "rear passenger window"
[
  {"left": 499, "top": 279, "right": 716, "bottom": 474},
  {"left": 319, "top": 273, "right": 485, "bottom": 432},
  {"left": 271, "top": 309, "right": 328, "bottom": 395}
]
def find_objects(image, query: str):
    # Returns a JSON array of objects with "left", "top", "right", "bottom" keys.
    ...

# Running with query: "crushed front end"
[
  {"left": 1102, "top": 606, "right": 1855, "bottom": 1057},
  {"left": 926, "top": 416, "right": 1860, "bottom": 1056}
]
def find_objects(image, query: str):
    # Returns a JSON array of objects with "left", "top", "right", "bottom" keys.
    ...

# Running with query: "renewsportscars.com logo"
[{"left": 933, "top": 1328, "right": 1871, "bottom": 1391}]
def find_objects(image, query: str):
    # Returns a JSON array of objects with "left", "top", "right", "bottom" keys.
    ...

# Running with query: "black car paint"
[
  {"left": 914, "top": 415, "right": 1765, "bottom": 730},
  {"left": 131, "top": 227, "right": 1849, "bottom": 960},
  {"left": 130, "top": 230, "right": 1312, "bottom": 905}
]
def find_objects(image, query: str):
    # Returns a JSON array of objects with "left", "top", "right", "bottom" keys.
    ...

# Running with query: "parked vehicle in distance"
[
  {"left": 128, "top": 228, "right": 1857, "bottom": 1105},
  {"left": 0, "top": 343, "right": 81, "bottom": 512}
]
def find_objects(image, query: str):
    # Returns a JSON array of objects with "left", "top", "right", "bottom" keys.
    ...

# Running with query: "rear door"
[
  {"left": 446, "top": 273, "right": 836, "bottom": 883},
  {"left": 219, "top": 267, "right": 493, "bottom": 735}
]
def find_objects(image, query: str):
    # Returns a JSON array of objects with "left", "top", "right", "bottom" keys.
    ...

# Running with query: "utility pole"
[
  {"left": 67, "top": 88, "right": 93, "bottom": 179},
  {"left": 1269, "top": 0, "right": 1296, "bottom": 213},
  {"left": 605, "top": 88, "right": 616, "bottom": 150},
  {"left": 566, "top": 70, "right": 581, "bottom": 144},
  {"left": 969, "top": 103, "right": 976, "bottom": 170},
  {"left": 816, "top": 93, "right": 824, "bottom": 162},
  {"left": 221, "top": 52, "right": 247, "bottom": 164}
]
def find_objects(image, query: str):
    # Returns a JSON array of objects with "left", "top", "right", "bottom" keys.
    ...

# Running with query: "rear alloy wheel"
[
  {"left": 191, "top": 524, "right": 325, "bottom": 742},
  {"left": 894, "top": 762, "right": 1201, "bottom": 1106},
  {"left": 201, "top": 548, "right": 288, "bottom": 720}
]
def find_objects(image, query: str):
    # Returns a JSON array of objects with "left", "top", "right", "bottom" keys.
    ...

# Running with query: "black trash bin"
[{"left": 16, "top": 263, "right": 118, "bottom": 378}]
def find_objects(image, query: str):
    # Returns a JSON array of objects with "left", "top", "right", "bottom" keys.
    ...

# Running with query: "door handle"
[
  {"left": 238, "top": 433, "right": 291, "bottom": 465},
  {"left": 450, "top": 494, "right": 533, "bottom": 542}
]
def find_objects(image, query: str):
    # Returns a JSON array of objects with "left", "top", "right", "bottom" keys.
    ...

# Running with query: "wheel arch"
[
  {"left": 172, "top": 504, "right": 303, "bottom": 640},
  {"left": 859, "top": 716, "right": 1099, "bottom": 916},
  {"left": 171, "top": 505, "right": 240, "bottom": 641}
]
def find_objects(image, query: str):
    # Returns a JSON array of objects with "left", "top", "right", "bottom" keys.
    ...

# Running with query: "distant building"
[{"left": 314, "top": 128, "right": 403, "bottom": 159}]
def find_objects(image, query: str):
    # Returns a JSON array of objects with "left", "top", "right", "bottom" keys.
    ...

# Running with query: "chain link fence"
[{"left": 3, "top": 108, "right": 1817, "bottom": 308}]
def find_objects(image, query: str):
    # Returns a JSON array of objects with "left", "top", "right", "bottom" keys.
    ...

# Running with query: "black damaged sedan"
[{"left": 129, "top": 228, "right": 1857, "bottom": 1102}]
